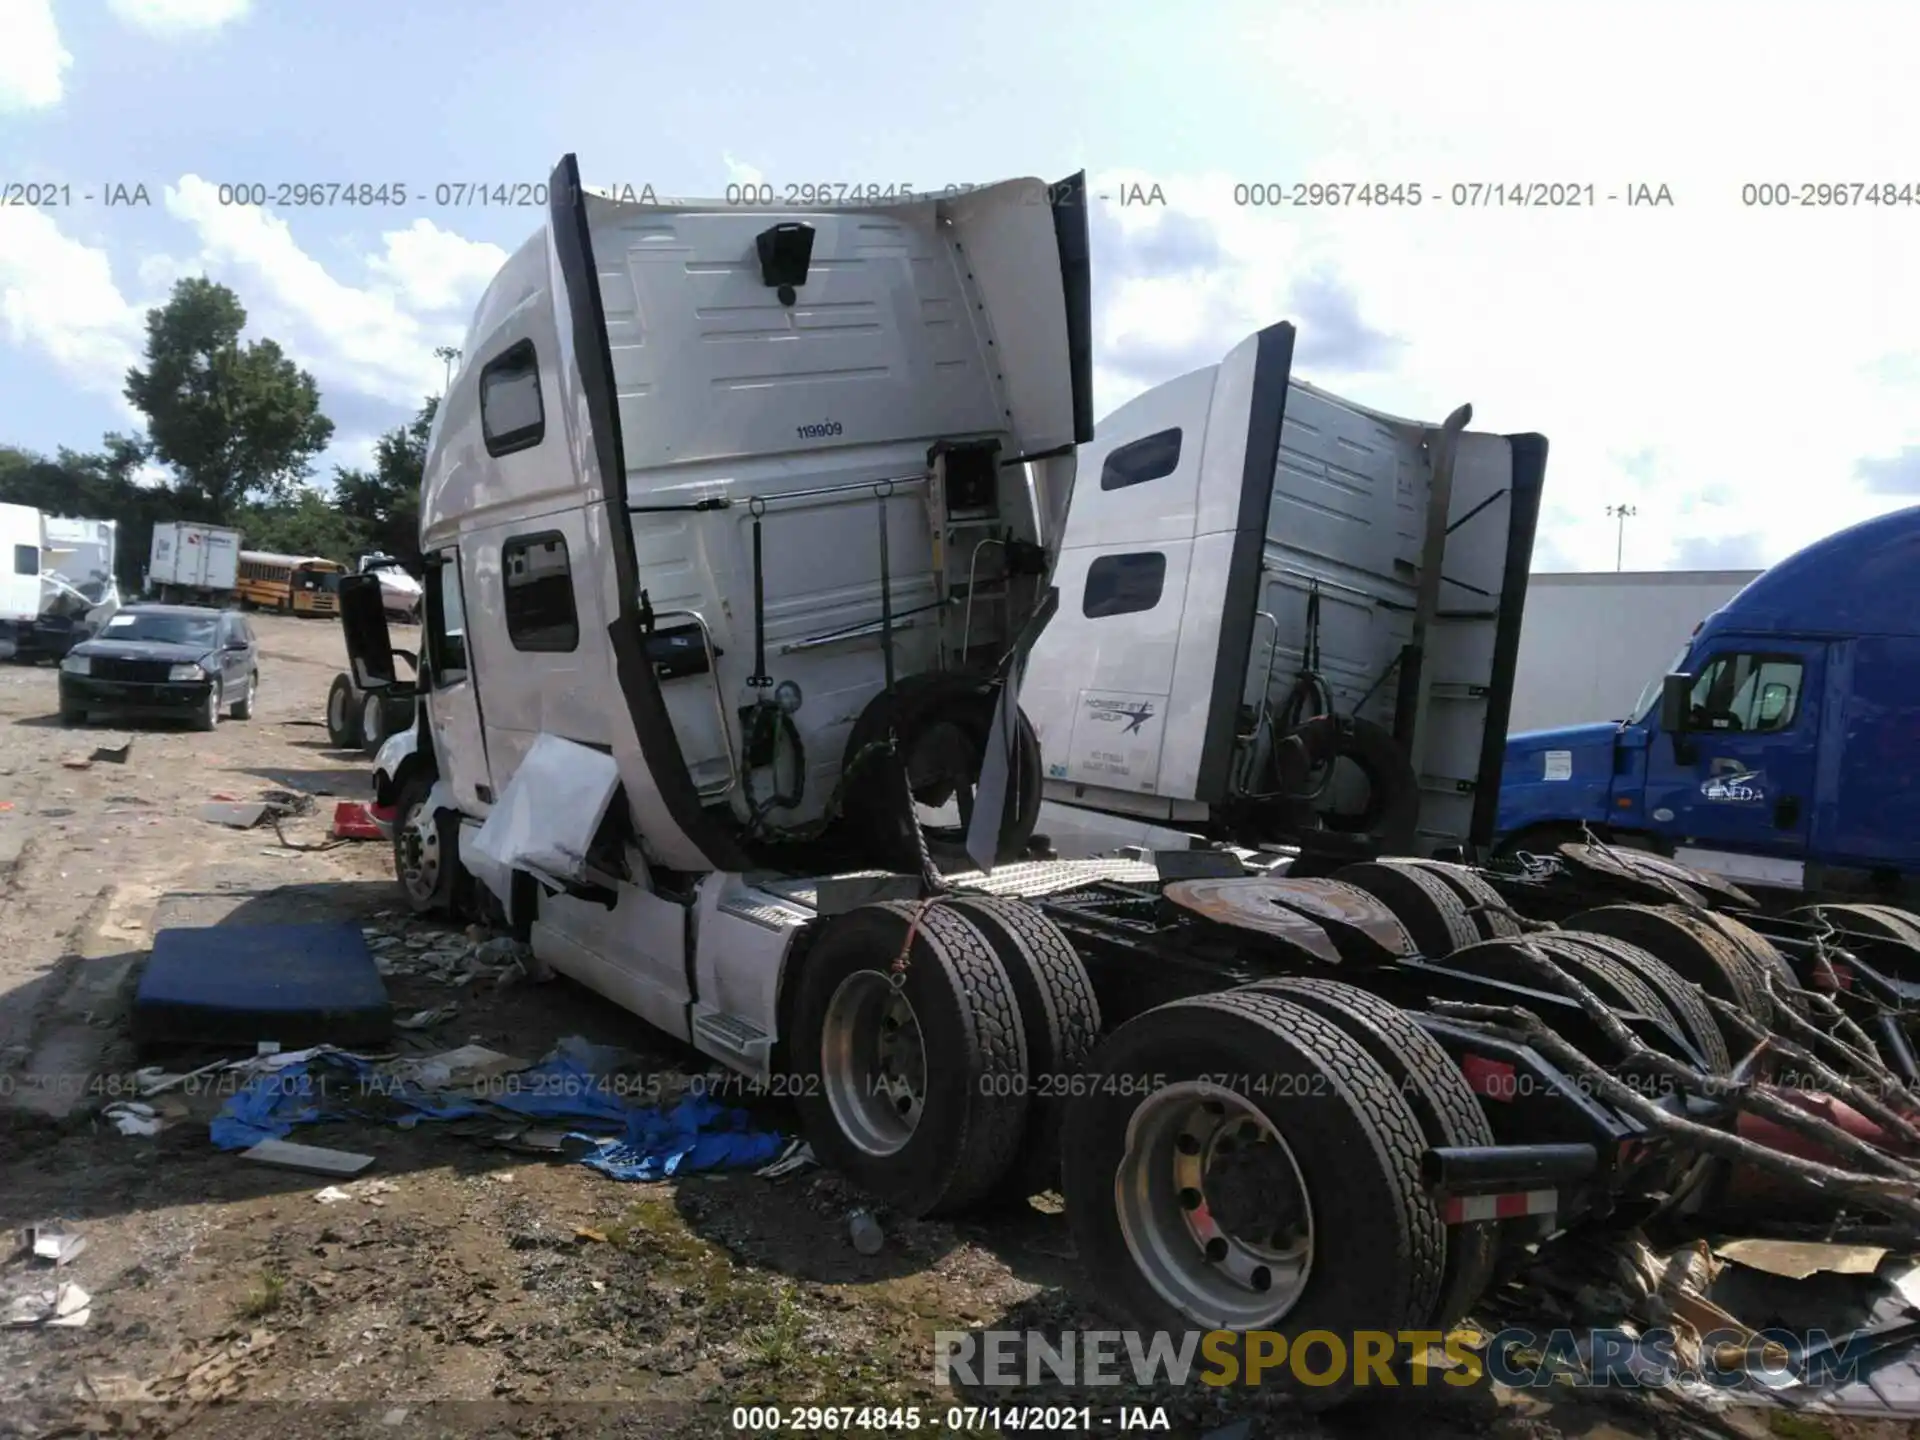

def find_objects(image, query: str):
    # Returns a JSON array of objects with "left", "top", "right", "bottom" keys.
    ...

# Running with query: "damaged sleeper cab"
[{"left": 346, "top": 151, "right": 1092, "bottom": 1092}]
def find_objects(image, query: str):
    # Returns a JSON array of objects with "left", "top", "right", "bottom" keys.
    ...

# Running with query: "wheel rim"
[
  {"left": 820, "top": 969, "right": 926, "bottom": 1156},
  {"left": 397, "top": 800, "right": 440, "bottom": 903},
  {"left": 362, "top": 693, "right": 384, "bottom": 743},
  {"left": 1114, "top": 1080, "right": 1315, "bottom": 1330},
  {"left": 328, "top": 685, "right": 346, "bottom": 734},
  {"left": 207, "top": 685, "right": 220, "bottom": 724},
  {"left": 246, "top": 675, "right": 256, "bottom": 710}
]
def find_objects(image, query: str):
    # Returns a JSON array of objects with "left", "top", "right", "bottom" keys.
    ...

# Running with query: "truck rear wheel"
[
  {"left": 1694, "top": 911, "right": 1807, "bottom": 1016},
  {"left": 791, "top": 901, "right": 1029, "bottom": 1218},
  {"left": 1563, "top": 905, "right": 1772, "bottom": 1038},
  {"left": 326, "top": 674, "right": 363, "bottom": 750},
  {"left": 1335, "top": 860, "right": 1479, "bottom": 958},
  {"left": 944, "top": 897, "right": 1101, "bottom": 1204},
  {"left": 1238, "top": 977, "right": 1498, "bottom": 1329},
  {"left": 1552, "top": 932, "right": 1732, "bottom": 1074},
  {"left": 1060, "top": 989, "right": 1441, "bottom": 1405},
  {"left": 1406, "top": 861, "right": 1524, "bottom": 939}
]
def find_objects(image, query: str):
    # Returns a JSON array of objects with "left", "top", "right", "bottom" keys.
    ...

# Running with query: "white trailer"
[
  {"left": 147, "top": 521, "right": 241, "bottom": 602},
  {"left": 1505, "top": 568, "right": 1760, "bottom": 733}
]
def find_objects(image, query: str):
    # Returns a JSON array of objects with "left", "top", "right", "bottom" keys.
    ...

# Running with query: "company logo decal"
[{"left": 1087, "top": 698, "right": 1156, "bottom": 734}]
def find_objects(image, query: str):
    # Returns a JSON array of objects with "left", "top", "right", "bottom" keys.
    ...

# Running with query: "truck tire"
[
  {"left": 1694, "top": 911, "right": 1807, "bottom": 1016},
  {"left": 1238, "top": 978, "right": 1499, "bottom": 1330},
  {"left": 945, "top": 896, "right": 1102, "bottom": 1205},
  {"left": 790, "top": 901, "right": 1029, "bottom": 1218},
  {"left": 1272, "top": 714, "right": 1420, "bottom": 846},
  {"left": 1551, "top": 932, "right": 1731, "bottom": 1074},
  {"left": 1407, "top": 860, "right": 1524, "bottom": 939},
  {"left": 840, "top": 676, "right": 1043, "bottom": 873},
  {"left": 1440, "top": 935, "right": 1691, "bottom": 1061},
  {"left": 1060, "top": 989, "right": 1442, "bottom": 1406},
  {"left": 1563, "top": 904, "right": 1772, "bottom": 1038},
  {"left": 393, "top": 773, "right": 459, "bottom": 915},
  {"left": 327, "top": 674, "right": 363, "bottom": 750},
  {"left": 1335, "top": 860, "right": 1480, "bottom": 958},
  {"left": 1794, "top": 903, "right": 1920, "bottom": 951}
]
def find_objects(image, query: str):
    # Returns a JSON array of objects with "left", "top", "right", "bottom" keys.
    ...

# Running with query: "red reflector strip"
[
  {"left": 1459, "top": 1053, "right": 1516, "bottom": 1100},
  {"left": 1442, "top": 1189, "right": 1558, "bottom": 1224}
]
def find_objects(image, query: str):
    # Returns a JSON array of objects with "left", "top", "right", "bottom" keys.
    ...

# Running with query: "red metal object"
[
  {"left": 330, "top": 801, "right": 384, "bottom": 841},
  {"left": 1720, "top": 1084, "right": 1920, "bottom": 1209},
  {"left": 1459, "top": 1053, "right": 1517, "bottom": 1101}
]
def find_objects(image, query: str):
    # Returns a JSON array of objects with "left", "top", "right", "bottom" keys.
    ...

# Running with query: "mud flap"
[{"left": 966, "top": 586, "right": 1059, "bottom": 872}]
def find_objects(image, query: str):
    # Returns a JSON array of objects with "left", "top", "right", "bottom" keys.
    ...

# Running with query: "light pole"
[
  {"left": 1607, "top": 503, "right": 1637, "bottom": 572},
  {"left": 434, "top": 345, "right": 462, "bottom": 394}
]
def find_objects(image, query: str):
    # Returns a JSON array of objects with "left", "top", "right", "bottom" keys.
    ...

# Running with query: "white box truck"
[{"left": 147, "top": 521, "right": 241, "bottom": 603}]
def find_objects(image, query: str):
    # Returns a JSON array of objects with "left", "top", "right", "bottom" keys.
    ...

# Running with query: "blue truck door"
[{"left": 1642, "top": 638, "right": 1825, "bottom": 855}]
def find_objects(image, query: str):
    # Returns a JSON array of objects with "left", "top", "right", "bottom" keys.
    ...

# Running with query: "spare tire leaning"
[
  {"left": 1271, "top": 714, "right": 1419, "bottom": 847},
  {"left": 326, "top": 673, "right": 362, "bottom": 750}
]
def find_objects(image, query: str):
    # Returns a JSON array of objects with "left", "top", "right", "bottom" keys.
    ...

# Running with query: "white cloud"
[
  {"left": 1082, "top": 0, "right": 1920, "bottom": 573},
  {"left": 724, "top": 153, "right": 766, "bottom": 190},
  {"left": 107, "top": 0, "right": 249, "bottom": 32},
  {"left": 363, "top": 219, "right": 510, "bottom": 313},
  {"left": 163, "top": 176, "right": 505, "bottom": 407},
  {"left": 0, "top": 0, "right": 72, "bottom": 111},
  {"left": 0, "top": 206, "right": 143, "bottom": 405}
]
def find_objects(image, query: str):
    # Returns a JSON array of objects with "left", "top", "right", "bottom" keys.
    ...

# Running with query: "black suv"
[{"left": 58, "top": 604, "right": 259, "bottom": 731}]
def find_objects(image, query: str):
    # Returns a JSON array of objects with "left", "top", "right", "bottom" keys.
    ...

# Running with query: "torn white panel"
[
  {"left": 1543, "top": 750, "right": 1572, "bottom": 782},
  {"left": 469, "top": 733, "right": 621, "bottom": 889}
]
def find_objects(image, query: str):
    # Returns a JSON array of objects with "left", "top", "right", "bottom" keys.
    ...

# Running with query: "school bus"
[{"left": 236, "top": 552, "right": 346, "bottom": 616}]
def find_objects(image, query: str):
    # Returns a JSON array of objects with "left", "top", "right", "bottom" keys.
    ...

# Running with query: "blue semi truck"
[{"left": 1495, "top": 503, "right": 1920, "bottom": 902}]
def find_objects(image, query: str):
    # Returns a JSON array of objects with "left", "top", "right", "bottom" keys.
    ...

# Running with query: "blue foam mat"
[{"left": 133, "top": 920, "right": 392, "bottom": 1048}]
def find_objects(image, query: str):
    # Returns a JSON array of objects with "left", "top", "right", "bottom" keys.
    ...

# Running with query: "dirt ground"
[{"left": 0, "top": 613, "right": 1894, "bottom": 1440}]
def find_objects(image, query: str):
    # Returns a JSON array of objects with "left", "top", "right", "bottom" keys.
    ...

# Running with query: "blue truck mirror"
[{"left": 1659, "top": 672, "right": 1693, "bottom": 734}]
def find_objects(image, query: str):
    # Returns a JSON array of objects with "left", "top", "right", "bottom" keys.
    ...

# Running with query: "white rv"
[
  {"left": 0, "top": 502, "right": 44, "bottom": 660},
  {"left": 355, "top": 553, "right": 423, "bottom": 621},
  {"left": 32, "top": 516, "right": 121, "bottom": 658},
  {"left": 339, "top": 154, "right": 1590, "bottom": 1371}
]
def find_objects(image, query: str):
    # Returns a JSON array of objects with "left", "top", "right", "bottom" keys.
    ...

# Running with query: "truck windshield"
[{"left": 1631, "top": 644, "right": 1692, "bottom": 722}]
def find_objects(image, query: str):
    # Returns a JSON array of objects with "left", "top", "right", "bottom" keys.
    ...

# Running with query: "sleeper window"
[
  {"left": 502, "top": 534, "right": 578, "bottom": 653},
  {"left": 479, "top": 340, "right": 545, "bottom": 456},
  {"left": 1100, "top": 428, "right": 1182, "bottom": 491},
  {"left": 1083, "top": 552, "right": 1167, "bottom": 619}
]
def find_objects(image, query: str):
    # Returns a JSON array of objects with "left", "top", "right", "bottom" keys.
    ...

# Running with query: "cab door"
[
  {"left": 422, "top": 550, "right": 493, "bottom": 814},
  {"left": 1642, "top": 638, "right": 1825, "bottom": 857}
]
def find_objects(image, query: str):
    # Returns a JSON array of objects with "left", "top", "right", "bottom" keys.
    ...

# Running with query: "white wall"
[{"left": 1508, "top": 570, "right": 1760, "bottom": 734}]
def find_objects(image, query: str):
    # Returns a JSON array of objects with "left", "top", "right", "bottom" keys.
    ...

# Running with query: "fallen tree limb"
[
  {"left": 1497, "top": 941, "right": 1920, "bottom": 1182},
  {"left": 1700, "top": 988, "right": 1920, "bottom": 1156},
  {"left": 1431, "top": 996, "right": 1920, "bottom": 1226}
]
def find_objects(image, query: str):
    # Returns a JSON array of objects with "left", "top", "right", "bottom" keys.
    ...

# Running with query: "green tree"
[
  {"left": 124, "top": 277, "right": 334, "bottom": 519},
  {"left": 331, "top": 394, "right": 436, "bottom": 567},
  {"left": 234, "top": 489, "right": 367, "bottom": 563}
]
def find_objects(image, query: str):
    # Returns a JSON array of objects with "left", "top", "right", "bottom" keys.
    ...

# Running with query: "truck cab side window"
[
  {"left": 13, "top": 544, "right": 37, "bottom": 576},
  {"left": 479, "top": 340, "right": 544, "bottom": 457},
  {"left": 1100, "top": 428, "right": 1182, "bottom": 491},
  {"left": 426, "top": 558, "right": 469, "bottom": 686},
  {"left": 502, "top": 533, "right": 579, "bottom": 652},
  {"left": 1688, "top": 653, "right": 1803, "bottom": 733},
  {"left": 1083, "top": 551, "right": 1167, "bottom": 618}
]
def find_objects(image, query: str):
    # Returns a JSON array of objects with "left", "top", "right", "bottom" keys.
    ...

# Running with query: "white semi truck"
[{"left": 331, "top": 152, "right": 1920, "bottom": 1404}]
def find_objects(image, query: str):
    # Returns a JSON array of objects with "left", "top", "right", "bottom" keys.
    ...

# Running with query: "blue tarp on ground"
[{"left": 209, "top": 1050, "right": 786, "bottom": 1180}]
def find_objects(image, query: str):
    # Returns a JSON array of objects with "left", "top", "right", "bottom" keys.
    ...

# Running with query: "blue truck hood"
[
  {"left": 1505, "top": 721, "right": 1623, "bottom": 759},
  {"left": 1496, "top": 722, "right": 1627, "bottom": 843}
]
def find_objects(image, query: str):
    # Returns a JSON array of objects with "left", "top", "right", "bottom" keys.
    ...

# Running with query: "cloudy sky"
[{"left": 3, "top": 0, "right": 1919, "bottom": 571}]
